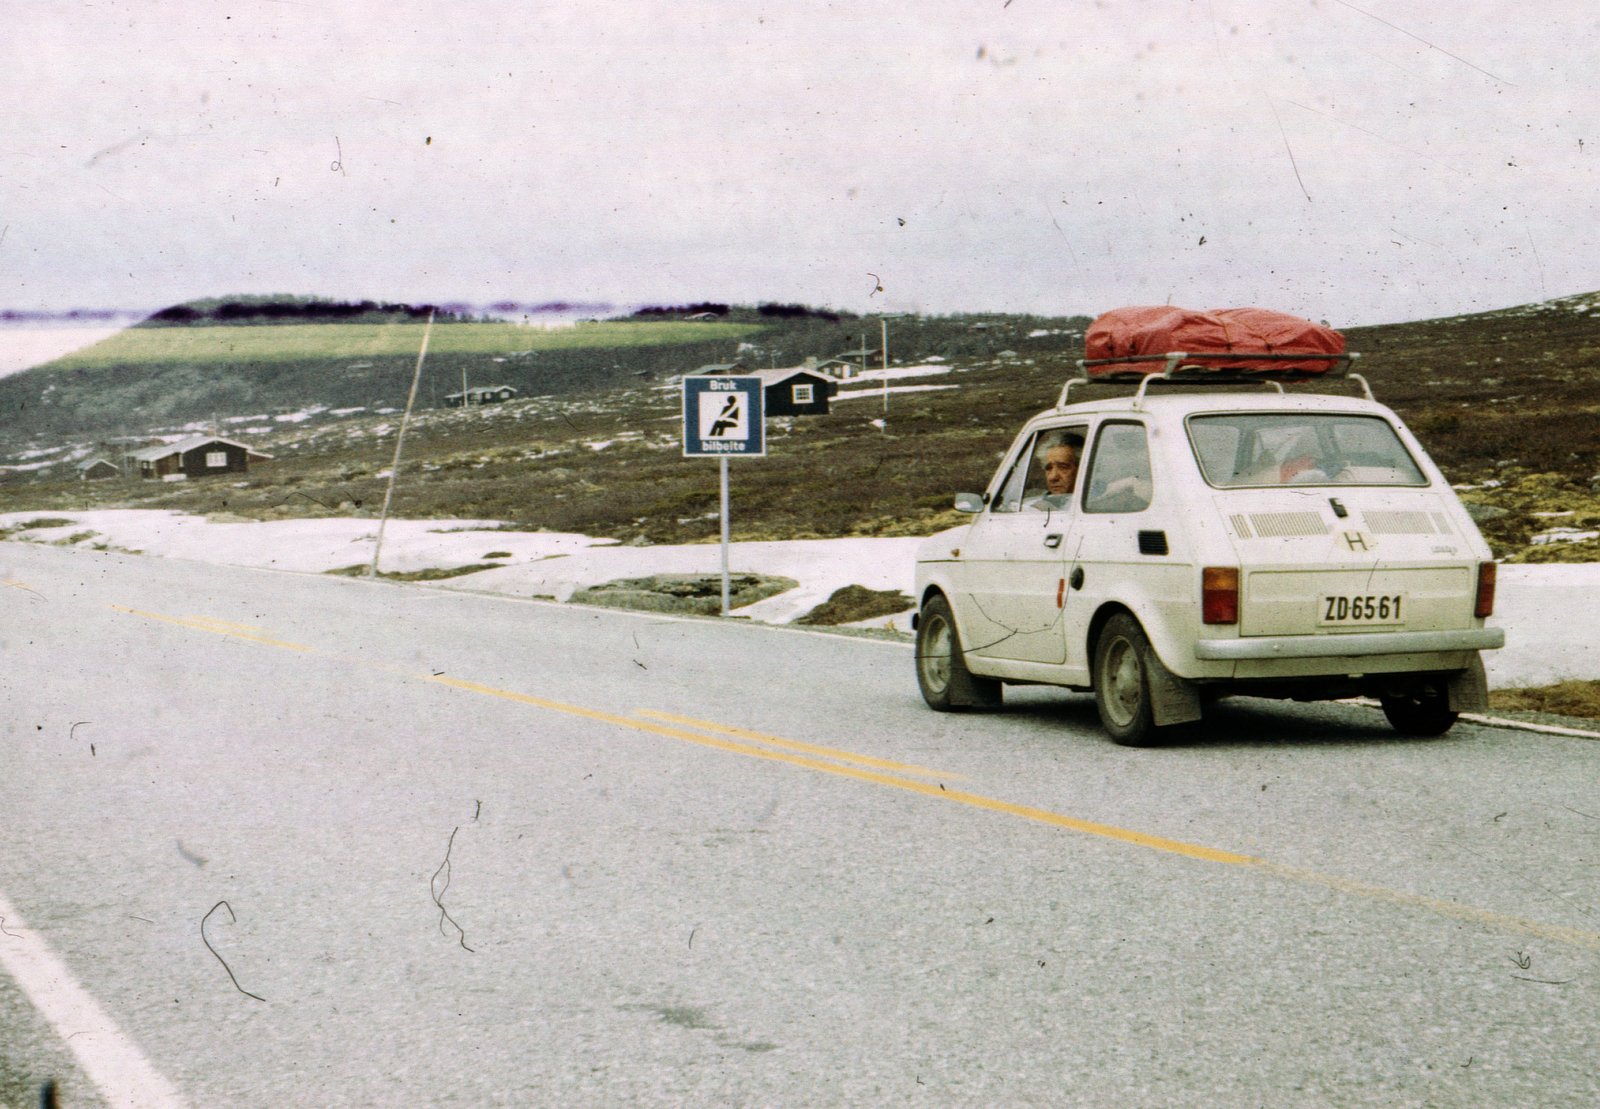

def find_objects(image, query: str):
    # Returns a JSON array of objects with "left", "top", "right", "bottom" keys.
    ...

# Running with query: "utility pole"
[
  {"left": 881, "top": 320, "right": 889, "bottom": 414},
  {"left": 877, "top": 314, "right": 908, "bottom": 415}
]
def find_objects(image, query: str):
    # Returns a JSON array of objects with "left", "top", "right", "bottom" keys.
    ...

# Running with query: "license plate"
[{"left": 1319, "top": 594, "right": 1406, "bottom": 626}]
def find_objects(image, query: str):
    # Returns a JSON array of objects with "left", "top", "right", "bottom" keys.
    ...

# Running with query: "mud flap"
[
  {"left": 949, "top": 654, "right": 1004, "bottom": 708},
  {"left": 1447, "top": 653, "right": 1490, "bottom": 713},
  {"left": 1147, "top": 649, "right": 1203, "bottom": 726}
]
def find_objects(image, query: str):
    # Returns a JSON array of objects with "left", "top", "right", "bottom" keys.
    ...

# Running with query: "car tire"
[
  {"left": 1093, "top": 613, "right": 1164, "bottom": 747},
  {"left": 916, "top": 594, "right": 1002, "bottom": 711},
  {"left": 1380, "top": 680, "right": 1459, "bottom": 736}
]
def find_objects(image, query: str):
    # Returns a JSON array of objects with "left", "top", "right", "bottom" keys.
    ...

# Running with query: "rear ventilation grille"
[
  {"left": 1364, "top": 510, "right": 1444, "bottom": 535},
  {"left": 1248, "top": 511, "right": 1329, "bottom": 537},
  {"left": 1138, "top": 530, "right": 1169, "bottom": 556},
  {"left": 1229, "top": 514, "right": 1252, "bottom": 539}
]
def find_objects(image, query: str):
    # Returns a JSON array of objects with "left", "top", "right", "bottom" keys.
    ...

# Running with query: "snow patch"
[
  {"left": 834, "top": 384, "right": 959, "bottom": 401},
  {"left": 1, "top": 509, "right": 1590, "bottom": 686}
]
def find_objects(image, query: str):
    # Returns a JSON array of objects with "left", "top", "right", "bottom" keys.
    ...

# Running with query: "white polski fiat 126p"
[{"left": 911, "top": 324, "right": 1503, "bottom": 747}]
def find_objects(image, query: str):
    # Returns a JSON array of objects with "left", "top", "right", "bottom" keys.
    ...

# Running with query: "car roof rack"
[{"left": 1057, "top": 351, "right": 1371, "bottom": 409}]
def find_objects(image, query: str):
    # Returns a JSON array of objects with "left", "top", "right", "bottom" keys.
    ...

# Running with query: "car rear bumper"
[{"left": 1193, "top": 627, "right": 1504, "bottom": 661}]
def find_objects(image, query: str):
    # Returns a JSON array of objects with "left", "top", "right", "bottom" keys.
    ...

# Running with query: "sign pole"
[
  {"left": 681, "top": 373, "right": 765, "bottom": 618},
  {"left": 719, "top": 455, "right": 730, "bottom": 616}
]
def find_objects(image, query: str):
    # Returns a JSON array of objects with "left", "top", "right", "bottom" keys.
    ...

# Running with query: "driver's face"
[{"left": 1044, "top": 446, "right": 1080, "bottom": 495}]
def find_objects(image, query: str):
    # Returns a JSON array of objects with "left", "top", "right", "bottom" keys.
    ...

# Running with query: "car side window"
[
  {"left": 991, "top": 426, "right": 1087, "bottom": 513},
  {"left": 990, "top": 433, "right": 1042, "bottom": 513},
  {"left": 1083, "top": 422, "right": 1153, "bottom": 514}
]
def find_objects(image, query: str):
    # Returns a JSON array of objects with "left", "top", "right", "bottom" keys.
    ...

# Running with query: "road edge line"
[
  {"left": 0, "top": 892, "right": 190, "bottom": 1109},
  {"left": 1457, "top": 712, "right": 1600, "bottom": 739},
  {"left": 1340, "top": 697, "right": 1600, "bottom": 739}
]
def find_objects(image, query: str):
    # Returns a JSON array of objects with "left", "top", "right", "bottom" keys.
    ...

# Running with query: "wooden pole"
[{"left": 367, "top": 309, "right": 435, "bottom": 578}]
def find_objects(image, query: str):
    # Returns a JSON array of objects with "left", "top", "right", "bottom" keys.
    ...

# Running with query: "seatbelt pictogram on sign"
[{"left": 701, "top": 391, "right": 747, "bottom": 440}]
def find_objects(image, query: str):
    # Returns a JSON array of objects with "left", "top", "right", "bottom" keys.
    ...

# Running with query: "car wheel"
[
  {"left": 1093, "top": 613, "right": 1162, "bottom": 746},
  {"left": 1380, "top": 680, "right": 1459, "bottom": 736},
  {"left": 916, "top": 594, "right": 1001, "bottom": 711}
]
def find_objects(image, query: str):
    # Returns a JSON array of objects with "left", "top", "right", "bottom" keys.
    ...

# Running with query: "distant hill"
[
  {"left": 1337, "top": 290, "right": 1600, "bottom": 477},
  {"left": 134, "top": 295, "right": 461, "bottom": 327}
]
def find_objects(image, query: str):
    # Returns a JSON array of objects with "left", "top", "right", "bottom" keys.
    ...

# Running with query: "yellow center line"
[
  {"left": 180, "top": 615, "right": 270, "bottom": 634},
  {"left": 427, "top": 678, "right": 1245, "bottom": 862},
  {"left": 436, "top": 675, "right": 1600, "bottom": 952},
  {"left": 1252, "top": 861, "right": 1600, "bottom": 951},
  {"left": 110, "top": 601, "right": 1600, "bottom": 953},
  {"left": 108, "top": 605, "right": 314, "bottom": 652},
  {"left": 635, "top": 708, "right": 965, "bottom": 780}
]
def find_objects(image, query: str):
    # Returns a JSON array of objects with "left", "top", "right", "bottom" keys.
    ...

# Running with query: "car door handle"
[{"left": 1044, "top": 533, "right": 1062, "bottom": 549}]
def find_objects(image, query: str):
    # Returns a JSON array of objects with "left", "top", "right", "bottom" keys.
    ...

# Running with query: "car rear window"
[{"left": 1187, "top": 413, "right": 1428, "bottom": 488}]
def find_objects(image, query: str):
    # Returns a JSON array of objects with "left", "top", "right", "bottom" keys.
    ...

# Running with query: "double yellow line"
[
  {"left": 110, "top": 607, "right": 314, "bottom": 651},
  {"left": 111, "top": 603, "right": 1600, "bottom": 953}
]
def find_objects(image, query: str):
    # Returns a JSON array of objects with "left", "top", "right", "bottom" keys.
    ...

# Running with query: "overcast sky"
[{"left": 4, "top": 0, "right": 1596, "bottom": 328}]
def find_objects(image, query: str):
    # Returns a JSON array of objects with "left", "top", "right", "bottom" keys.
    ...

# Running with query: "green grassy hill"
[{"left": 0, "top": 310, "right": 763, "bottom": 448}]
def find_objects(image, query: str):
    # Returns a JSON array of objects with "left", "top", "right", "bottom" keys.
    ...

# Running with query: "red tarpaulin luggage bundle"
[{"left": 1082, "top": 306, "right": 1345, "bottom": 378}]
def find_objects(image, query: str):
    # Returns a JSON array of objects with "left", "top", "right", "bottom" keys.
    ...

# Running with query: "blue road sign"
[{"left": 682, "top": 376, "right": 765, "bottom": 457}]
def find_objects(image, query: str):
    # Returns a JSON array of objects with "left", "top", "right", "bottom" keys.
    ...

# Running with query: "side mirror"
[{"left": 953, "top": 492, "right": 983, "bottom": 514}]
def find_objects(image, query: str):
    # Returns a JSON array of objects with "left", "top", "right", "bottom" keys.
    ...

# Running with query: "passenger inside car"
[{"left": 1189, "top": 413, "right": 1428, "bottom": 488}]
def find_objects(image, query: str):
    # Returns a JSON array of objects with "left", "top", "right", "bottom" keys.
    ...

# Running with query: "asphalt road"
[{"left": 3, "top": 542, "right": 1598, "bottom": 1108}]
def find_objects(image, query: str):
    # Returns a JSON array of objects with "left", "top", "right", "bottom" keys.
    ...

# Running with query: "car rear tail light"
[
  {"left": 1474, "top": 561, "right": 1496, "bottom": 618},
  {"left": 1202, "top": 567, "right": 1239, "bottom": 625}
]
